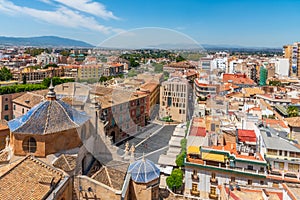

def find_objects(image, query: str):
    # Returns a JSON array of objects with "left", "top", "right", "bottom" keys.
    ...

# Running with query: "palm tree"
[{"left": 287, "top": 106, "right": 299, "bottom": 117}]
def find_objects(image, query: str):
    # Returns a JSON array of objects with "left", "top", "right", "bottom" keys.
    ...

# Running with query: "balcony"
[
  {"left": 210, "top": 177, "right": 218, "bottom": 185},
  {"left": 191, "top": 174, "right": 199, "bottom": 182},
  {"left": 209, "top": 193, "right": 218, "bottom": 200},
  {"left": 190, "top": 189, "right": 200, "bottom": 197},
  {"left": 185, "top": 158, "right": 266, "bottom": 177}
]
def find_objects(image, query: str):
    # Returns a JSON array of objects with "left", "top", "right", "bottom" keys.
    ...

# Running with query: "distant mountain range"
[
  {"left": 0, "top": 36, "right": 93, "bottom": 47},
  {"left": 0, "top": 35, "right": 282, "bottom": 51}
]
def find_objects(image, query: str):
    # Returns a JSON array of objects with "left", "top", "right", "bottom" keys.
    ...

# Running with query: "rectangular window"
[
  {"left": 248, "top": 180, "right": 252, "bottom": 185},
  {"left": 4, "top": 115, "right": 9, "bottom": 121},
  {"left": 211, "top": 123, "right": 216, "bottom": 131},
  {"left": 267, "top": 149, "right": 277, "bottom": 155},
  {"left": 274, "top": 161, "right": 284, "bottom": 170},
  {"left": 210, "top": 186, "right": 216, "bottom": 195},
  {"left": 247, "top": 165, "right": 253, "bottom": 170},
  {"left": 288, "top": 163, "right": 299, "bottom": 172},
  {"left": 4, "top": 105, "right": 8, "bottom": 111},
  {"left": 192, "top": 183, "right": 198, "bottom": 191},
  {"left": 13, "top": 105, "right": 16, "bottom": 110},
  {"left": 231, "top": 177, "right": 235, "bottom": 183}
]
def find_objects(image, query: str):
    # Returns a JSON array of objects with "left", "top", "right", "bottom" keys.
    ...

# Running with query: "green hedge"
[
  {"left": 42, "top": 77, "right": 74, "bottom": 87},
  {"left": 0, "top": 84, "right": 48, "bottom": 95}
]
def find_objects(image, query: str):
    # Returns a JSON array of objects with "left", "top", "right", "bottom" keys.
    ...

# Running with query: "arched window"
[{"left": 22, "top": 137, "right": 37, "bottom": 153}]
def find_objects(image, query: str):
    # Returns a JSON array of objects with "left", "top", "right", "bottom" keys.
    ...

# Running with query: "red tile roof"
[
  {"left": 189, "top": 126, "right": 206, "bottom": 137},
  {"left": 223, "top": 73, "right": 256, "bottom": 85},
  {"left": 238, "top": 129, "right": 256, "bottom": 143},
  {"left": 264, "top": 119, "right": 288, "bottom": 129}
]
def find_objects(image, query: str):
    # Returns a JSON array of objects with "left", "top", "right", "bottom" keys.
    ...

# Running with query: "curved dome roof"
[
  {"left": 127, "top": 158, "right": 160, "bottom": 183},
  {"left": 8, "top": 99, "right": 90, "bottom": 135}
]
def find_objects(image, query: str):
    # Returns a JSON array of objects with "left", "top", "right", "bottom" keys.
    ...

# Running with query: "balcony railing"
[
  {"left": 186, "top": 158, "right": 266, "bottom": 176},
  {"left": 190, "top": 189, "right": 200, "bottom": 196},
  {"left": 209, "top": 193, "right": 218, "bottom": 199}
]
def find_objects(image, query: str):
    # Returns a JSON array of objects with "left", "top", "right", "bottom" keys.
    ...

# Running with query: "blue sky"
[{"left": 0, "top": 0, "right": 299, "bottom": 47}]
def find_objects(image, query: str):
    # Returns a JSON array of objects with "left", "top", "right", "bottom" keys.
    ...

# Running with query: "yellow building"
[{"left": 77, "top": 64, "right": 103, "bottom": 80}]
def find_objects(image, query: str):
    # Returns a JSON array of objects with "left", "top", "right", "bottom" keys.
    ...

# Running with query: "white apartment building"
[
  {"left": 36, "top": 52, "right": 58, "bottom": 66},
  {"left": 228, "top": 59, "right": 243, "bottom": 74},
  {"left": 269, "top": 58, "right": 289, "bottom": 77}
]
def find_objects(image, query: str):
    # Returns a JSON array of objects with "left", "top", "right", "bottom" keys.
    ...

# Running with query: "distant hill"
[{"left": 0, "top": 36, "right": 93, "bottom": 47}]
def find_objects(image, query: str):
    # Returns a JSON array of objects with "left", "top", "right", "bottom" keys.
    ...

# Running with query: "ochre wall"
[
  {"left": 130, "top": 179, "right": 159, "bottom": 200},
  {"left": 0, "top": 128, "right": 9, "bottom": 150},
  {"left": 54, "top": 177, "right": 73, "bottom": 200},
  {"left": 12, "top": 128, "right": 82, "bottom": 157}
]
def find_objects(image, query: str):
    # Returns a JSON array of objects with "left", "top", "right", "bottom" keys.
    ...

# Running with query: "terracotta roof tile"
[
  {"left": 285, "top": 117, "right": 300, "bottom": 127},
  {"left": 264, "top": 119, "right": 288, "bottom": 129},
  {"left": 0, "top": 156, "right": 64, "bottom": 200},
  {"left": 13, "top": 92, "right": 45, "bottom": 108},
  {"left": 53, "top": 154, "right": 77, "bottom": 172},
  {"left": 223, "top": 73, "right": 256, "bottom": 85},
  {"left": 92, "top": 160, "right": 129, "bottom": 190}
]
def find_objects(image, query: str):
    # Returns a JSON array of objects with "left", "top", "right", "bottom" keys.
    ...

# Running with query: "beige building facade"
[{"left": 159, "top": 77, "right": 189, "bottom": 122}]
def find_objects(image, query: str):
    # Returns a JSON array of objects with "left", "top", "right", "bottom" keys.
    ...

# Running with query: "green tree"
[
  {"left": 176, "top": 152, "right": 186, "bottom": 167},
  {"left": 127, "top": 69, "right": 138, "bottom": 77},
  {"left": 0, "top": 67, "right": 13, "bottom": 81},
  {"left": 166, "top": 169, "right": 183, "bottom": 191},
  {"left": 287, "top": 106, "right": 299, "bottom": 117},
  {"left": 153, "top": 63, "right": 163, "bottom": 73},
  {"left": 175, "top": 55, "right": 185, "bottom": 62},
  {"left": 99, "top": 76, "right": 108, "bottom": 83},
  {"left": 129, "top": 57, "right": 139, "bottom": 68},
  {"left": 180, "top": 138, "right": 187, "bottom": 150},
  {"left": 0, "top": 84, "right": 47, "bottom": 95},
  {"left": 268, "top": 80, "right": 281, "bottom": 86},
  {"left": 42, "top": 77, "right": 74, "bottom": 87},
  {"left": 163, "top": 71, "right": 169, "bottom": 81},
  {"left": 60, "top": 50, "right": 70, "bottom": 57}
]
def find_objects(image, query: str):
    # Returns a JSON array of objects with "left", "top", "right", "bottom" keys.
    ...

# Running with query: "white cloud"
[
  {"left": 53, "top": 0, "right": 119, "bottom": 20},
  {"left": 0, "top": 0, "right": 121, "bottom": 34},
  {"left": 38, "top": 0, "right": 52, "bottom": 4}
]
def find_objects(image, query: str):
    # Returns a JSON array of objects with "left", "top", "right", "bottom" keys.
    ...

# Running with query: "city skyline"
[{"left": 0, "top": 0, "right": 300, "bottom": 47}]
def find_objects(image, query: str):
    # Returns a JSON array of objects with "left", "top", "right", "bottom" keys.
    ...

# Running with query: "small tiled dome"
[{"left": 127, "top": 158, "right": 160, "bottom": 183}]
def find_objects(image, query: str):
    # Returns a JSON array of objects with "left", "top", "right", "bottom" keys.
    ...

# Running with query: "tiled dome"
[
  {"left": 127, "top": 158, "right": 160, "bottom": 183},
  {"left": 8, "top": 100, "right": 89, "bottom": 135},
  {"left": 8, "top": 81, "right": 89, "bottom": 135}
]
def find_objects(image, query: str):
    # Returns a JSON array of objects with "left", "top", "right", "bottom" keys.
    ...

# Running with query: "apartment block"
[{"left": 159, "top": 77, "right": 189, "bottom": 122}]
